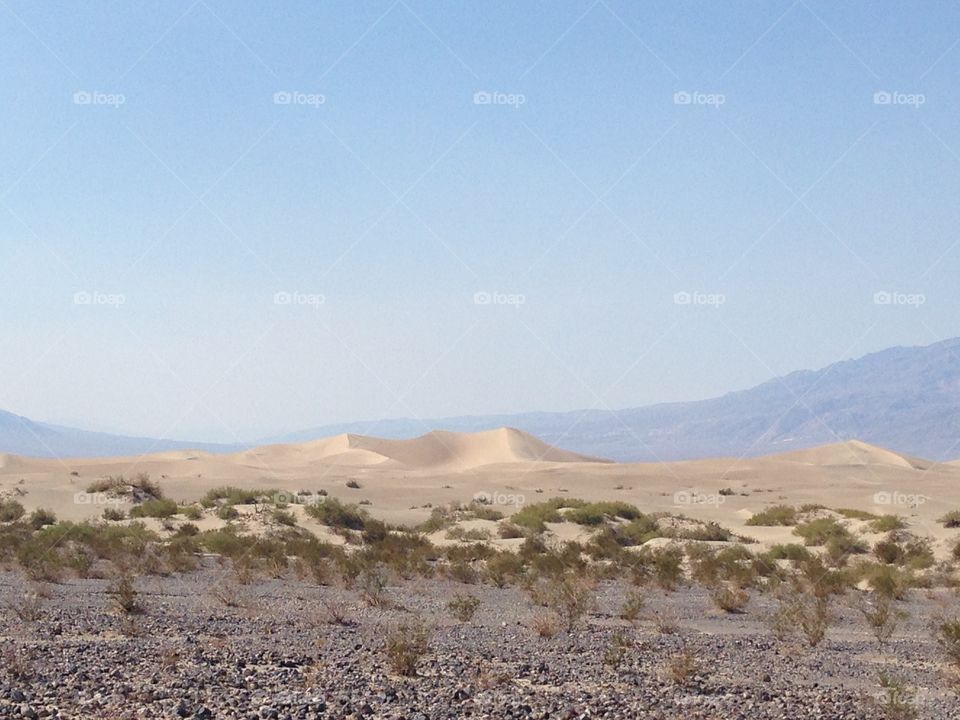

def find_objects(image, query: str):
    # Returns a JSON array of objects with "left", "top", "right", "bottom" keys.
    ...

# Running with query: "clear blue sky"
[{"left": 1, "top": 0, "right": 958, "bottom": 442}]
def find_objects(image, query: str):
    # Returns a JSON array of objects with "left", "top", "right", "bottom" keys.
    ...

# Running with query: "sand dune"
[
  {"left": 230, "top": 427, "right": 606, "bottom": 471},
  {"left": 764, "top": 439, "right": 929, "bottom": 469}
]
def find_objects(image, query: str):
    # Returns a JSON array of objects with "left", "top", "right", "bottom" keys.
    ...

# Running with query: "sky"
[{"left": 1, "top": 0, "right": 959, "bottom": 443}]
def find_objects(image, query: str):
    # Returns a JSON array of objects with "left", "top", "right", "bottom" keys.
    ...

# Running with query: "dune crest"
[{"left": 765, "top": 439, "right": 929, "bottom": 470}]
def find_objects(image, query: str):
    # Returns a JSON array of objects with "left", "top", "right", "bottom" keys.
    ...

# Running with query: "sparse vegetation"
[
  {"left": 383, "top": 619, "right": 431, "bottom": 676},
  {"left": 447, "top": 594, "right": 481, "bottom": 622},
  {"left": 745, "top": 505, "right": 797, "bottom": 526}
]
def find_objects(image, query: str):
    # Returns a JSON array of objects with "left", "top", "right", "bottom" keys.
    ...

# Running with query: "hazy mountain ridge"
[{"left": 2, "top": 338, "right": 959, "bottom": 461}]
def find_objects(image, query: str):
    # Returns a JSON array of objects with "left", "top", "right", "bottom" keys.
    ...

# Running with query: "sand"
[{"left": 2, "top": 428, "right": 958, "bottom": 556}]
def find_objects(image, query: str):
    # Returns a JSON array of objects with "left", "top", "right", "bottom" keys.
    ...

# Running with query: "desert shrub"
[
  {"left": 936, "top": 618, "right": 960, "bottom": 669},
  {"left": 28, "top": 508, "right": 56, "bottom": 529},
  {"left": 497, "top": 522, "right": 525, "bottom": 539},
  {"left": 89, "top": 473, "right": 163, "bottom": 500},
  {"left": 483, "top": 550, "right": 525, "bottom": 587},
  {"left": 0, "top": 500, "right": 25, "bottom": 523},
  {"left": 768, "top": 585, "right": 830, "bottom": 646},
  {"left": 102, "top": 507, "right": 126, "bottom": 521},
  {"left": 869, "top": 515, "right": 907, "bottom": 533},
  {"left": 182, "top": 505, "right": 203, "bottom": 520},
  {"left": 746, "top": 505, "right": 797, "bottom": 526},
  {"left": 663, "top": 521, "right": 732, "bottom": 542},
  {"left": 383, "top": 619, "right": 431, "bottom": 676},
  {"left": 874, "top": 539, "right": 905, "bottom": 565},
  {"left": 855, "top": 593, "right": 902, "bottom": 648},
  {"left": 86, "top": 476, "right": 128, "bottom": 495},
  {"left": 271, "top": 509, "right": 297, "bottom": 527},
  {"left": 510, "top": 499, "right": 569, "bottom": 533},
  {"left": 529, "top": 610, "right": 561, "bottom": 638},
  {"left": 651, "top": 607, "right": 681, "bottom": 634},
  {"left": 712, "top": 584, "right": 749, "bottom": 613},
  {"left": 345, "top": 479, "right": 361, "bottom": 489},
  {"left": 358, "top": 564, "right": 391, "bottom": 607},
  {"left": 765, "top": 543, "right": 813, "bottom": 562},
  {"left": 603, "top": 631, "right": 632, "bottom": 671},
  {"left": 447, "top": 594, "right": 481, "bottom": 622},
  {"left": 565, "top": 501, "right": 641, "bottom": 526},
  {"left": 824, "top": 534, "right": 869, "bottom": 565},
  {"left": 666, "top": 647, "right": 699, "bottom": 686},
  {"left": 619, "top": 590, "right": 645, "bottom": 623},
  {"left": 216, "top": 505, "right": 239, "bottom": 520},
  {"left": 874, "top": 672, "right": 919, "bottom": 720},
  {"left": 199, "top": 486, "right": 267, "bottom": 508},
  {"left": 612, "top": 515, "right": 661, "bottom": 545},
  {"left": 859, "top": 563, "right": 915, "bottom": 600},
  {"left": 6, "top": 589, "right": 44, "bottom": 621},
  {"left": 939, "top": 511, "right": 960, "bottom": 528},
  {"left": 304, "top": 497, "right": 368, "bottom": 531},
  {"left": 108, "top": 572, "right": 141, "bottom": 614},
  {"left": 445, "top": 526, "right": 492, "bottom": 542},
  {"left": 543, "top": 573, "right": 595, "bottom": 630},
  {"left": 129, "top": 498, "right": 178, "bottom": 519},
  {"left": 650, "top": 546, "right": 685, "bottom": 591},
  {"left": 794, "top": 517, "right": 855, "bottom": 546},
  {"left": 467, "top": 502, "right": 504, "bottom": 521}
]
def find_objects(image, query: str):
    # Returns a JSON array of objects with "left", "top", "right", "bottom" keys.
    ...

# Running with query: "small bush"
[
  {"left": 217, "top": 504, "right": 240, "bottom": 520},
  {"left": 383, "top": 619, "right": 431, "bottom": 676},
  {"left": 182, "top": 505, "right": 203, "bottom": 520},
  {"left": 666, "top": 648, "right": 699, "bottom": 686},
  {"left": 447, "top": 594, "right": 481, "bottom": 622},
  {"left": 0, "top": 500, "right": 25, "bottom": 523},
  {"left": 102, "top": 507, "right": 126, "bottom": 521},
  {"left": 711, "top": 585, "right": 749, "bottom": 613},
  {"left": 107, "top": 573, "right": 141, "bottom": 614},
  {"left": 28, "top": 508, "right": 56, "bottom": 529},
  {"left": 129, "top": 498, "right": 178, "bottom": 519},
  {"left": 529, "top": 610, "right": 561, "bottom": 638},
  {"left": 345, "top": 479, "right": 361, "bottom": 489},
  {"left": 855, "top": 593, "right": 902, "bottom": 648},
  {"left": 271, "top": 509, "right": 297, "bottom": 526},
  {"left": 619, "top": 590, "right": 645, "bottom": 624},
  {"left": 745, "top": 505, "right": 797, "bottom": 526},
  {"left": 564, "top": 501, "right": 641, "bottom": 526},
  {"left": 304, "top": 497, "right": 368, "bottom": 531},
  {"left": 869, "top": 515, "right": 906, "bottom": 533},
  {"left": 939, "top": 511, "right": 960, "bottom": 528},
  {"left": 794, "top": 517, "right": 854, "bottom": 546},
  {"left": 874, "top": 672, "right": 919, "bottom": 720}
]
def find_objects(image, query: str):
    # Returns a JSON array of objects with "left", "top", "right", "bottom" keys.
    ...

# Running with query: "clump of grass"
[
  {"left": 383, "top": 619, "right": 431, "bottom": 676},
  {"left": 199, "top": 486, "right": 267, "bottom": 508},
  {"left": 666, "top": 647, "right": 699, "bottom": 686},
  {"left": 0, "top": 500, "right": 25, "bottom": 523},
  {"left": 835, "top": 508, "right": 880, "bottom": 521},
  {"left": 447, "top": 594, "right": 481, "bottom": 622},
  {"left": 529, "top": 610, "right": 561, "bottom": 638},
  {"left": 874, "top": 672, "right": 918, "bottom": 720},
  {"left": 88, "top": 473, "right": 163, "bottom": 501},
  {"left": 855, "top": 593, "right": 902, "bottom": 648},
  {"left": 603, "top": 631, "right": 632, "bottom": 671},
  {"left": 6, "top": 589, "right": 44, "bottom": 621},
  {"left": 182, "top": 505, "right": 203, "bottom": 521},
  {"left": 129, "top": 498, "right": 179, "bottom": 519},
  {"left": 745, "top": 505, "right": 797, "bottom": 526},
  {"left": 509, "top": 498, "right": 573, "bottom": 533},
  {"left": 102, "top": 507, "right": 126, "bottom": 521},
  {"left": 793, "top": 517, "right": 855, "bottom": 546},
  {"left": 271, "top": 509, "right": 297, "bottom": 526},
  {"left": 345, "top": 479, "right": 361, "bottom": 489},
  {"left": 619, "top": 590, "right": 645, "bottom": 624}
]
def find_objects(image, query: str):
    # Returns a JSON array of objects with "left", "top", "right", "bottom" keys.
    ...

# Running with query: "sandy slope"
[{"left": 2, "top": 429, "right": 958, "bottom": 557}]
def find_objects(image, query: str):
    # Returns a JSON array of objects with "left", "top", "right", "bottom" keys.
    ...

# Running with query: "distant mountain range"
[{"left": 3, "top": 337, "right": 960, "bottom": 462}]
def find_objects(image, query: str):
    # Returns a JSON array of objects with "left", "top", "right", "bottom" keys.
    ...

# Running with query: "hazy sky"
[{"left": 2, "top": 0, "right": 959, "bottom": 443}]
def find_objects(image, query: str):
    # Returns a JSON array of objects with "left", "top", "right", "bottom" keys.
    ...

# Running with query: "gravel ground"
[{"left": 0, "top": 563, "right": 956, "bottom": 720}]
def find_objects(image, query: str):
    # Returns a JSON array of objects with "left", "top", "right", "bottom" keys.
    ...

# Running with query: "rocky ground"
[{"left": 0, "top": 562, "right": 957, "bottom": 720}]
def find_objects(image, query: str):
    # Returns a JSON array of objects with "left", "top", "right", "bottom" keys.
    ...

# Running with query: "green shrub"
[
  {"left": 565, "top": 501, "right": 641, "bottom": 526},
  {"left": 28, "top": 508, "right": 56, "bottom": 529},
  {"left": 0, "top": 500, "right": 25, "bottom": 523},
  {"left": 746, "top": 505, "right": 797, "bottom": 526},
  {"left": 869, "top": 515, "right": 907, "bottom": 533},
  {"left": 102, "top": 507, "right": 126, "bottom": 521},
  {"left": 447, "top": 594, "right": 481, "bottom": 622},
  {"left": 939, "top": 511, "right": 960, "bottom": 528},
  {"left": 199, "top": 486, "right": 268, "bottom": 508},
  {"left": 304, "top": 497, "right": 368, "bottom": 531},
  {"left": 794, "top": 517, "right": 853, "bottom": 546},
  {"left": 835, "top": 508, "right": 879, "bottom": 521},
  {"left": 129, "top": 498, "right": 179, "bottom": 519}
]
